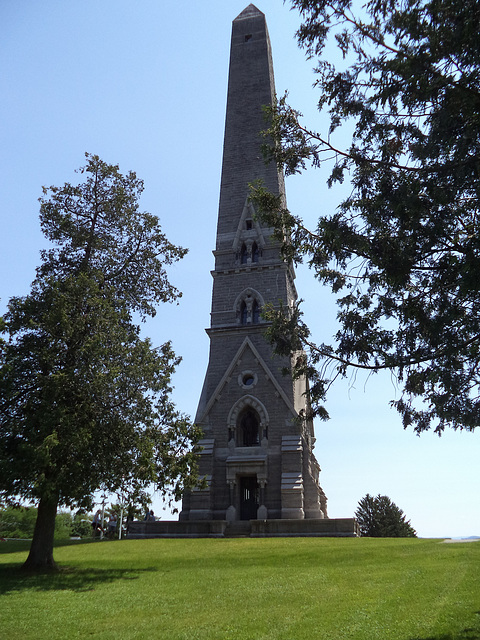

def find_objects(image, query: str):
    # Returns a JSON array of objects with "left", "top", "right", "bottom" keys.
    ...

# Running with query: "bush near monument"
[
  {"left": 252, "top": 0, "right": 480, "bottom": 434},
  {"left": 355, "top": 494, "right": 417, "bottom": 537},
  {"left": 0, "top": 154, "right": 202, "bottom": 570}
]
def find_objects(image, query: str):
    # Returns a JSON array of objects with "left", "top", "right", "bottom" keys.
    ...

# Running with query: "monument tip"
[{"left": 234, "top": 4, "right": 264, "bottom": 21}]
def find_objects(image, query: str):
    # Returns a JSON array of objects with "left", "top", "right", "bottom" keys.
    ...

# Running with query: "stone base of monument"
[
  {"left": 250, "top": 518, "right": 360, "bottom": 537},
  {"left": 127, "top": 518, "right": 359, "bottom": 539}
]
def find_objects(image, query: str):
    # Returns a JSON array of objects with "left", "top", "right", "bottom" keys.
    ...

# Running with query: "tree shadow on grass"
[
  {"left": 0, "top": 563, "right": 158, "bottom": 595},
  {"left": 410, "top": 615, "right": 480, "bottom": 640}
]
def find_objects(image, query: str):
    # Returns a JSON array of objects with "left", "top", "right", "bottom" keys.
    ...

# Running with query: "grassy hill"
[{"left": 1, "top": 537, "right": 478, "bottom": 639}]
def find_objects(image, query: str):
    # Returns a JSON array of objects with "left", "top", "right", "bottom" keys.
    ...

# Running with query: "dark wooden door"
[{"left": 240, "top": 476, "right": 258, "bottom": 520}]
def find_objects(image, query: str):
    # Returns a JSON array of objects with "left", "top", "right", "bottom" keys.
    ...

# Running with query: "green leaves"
[
  {"left": 38, "top": 153, "right": 188, "bottom": 319},
  {"left": 252, "top": 0, "right": 480, "bottom": 433},
  {"left": 0, "top": 155, "right": 200, "bottom": 520},
  {"left": 355, "top": 493, "right": 417, "bottom": 537}
]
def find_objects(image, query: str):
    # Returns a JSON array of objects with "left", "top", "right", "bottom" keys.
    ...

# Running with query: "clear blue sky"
[{"left": 1, "top": 1, "right": 478, "bottom": 538}]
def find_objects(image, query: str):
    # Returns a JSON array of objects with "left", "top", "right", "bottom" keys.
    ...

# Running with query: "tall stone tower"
[{"left": 180, "top": 4, "right": 327, "bottom": 524}]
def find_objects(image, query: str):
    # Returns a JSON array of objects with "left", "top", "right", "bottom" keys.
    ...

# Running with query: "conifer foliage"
[
  {"left": 252, "top": 0, "right": 480, "bottom": 433},
  {"left": 0, "top": 154, "right": 201, "bottom": 569},
  {"left": 355, "top": 494, "right": 417, "bottom": 537}
]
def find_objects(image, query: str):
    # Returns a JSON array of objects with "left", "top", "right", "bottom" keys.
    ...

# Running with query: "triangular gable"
[
  {"left": 232, "top": 198, "right": 266, "bottom": 252},
  {"left": 196, "top": 336, "right": 297, "bottom": 424}
]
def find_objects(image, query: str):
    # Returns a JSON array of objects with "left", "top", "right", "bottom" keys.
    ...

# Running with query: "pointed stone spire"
[
  {"left": 179, "top": 7, "right": 329, "bottom": 528},
  {"left": 216, "top": 4, "right": 283, "bottom": 247}
]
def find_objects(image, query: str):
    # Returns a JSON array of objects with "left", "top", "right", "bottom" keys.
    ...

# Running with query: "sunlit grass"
[{"left": 1, "top": 537, "right": 479, "bottom": 640}]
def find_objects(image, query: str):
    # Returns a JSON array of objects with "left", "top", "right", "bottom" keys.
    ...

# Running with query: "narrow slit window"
[
  {"left": 252, "top": 300, "right": 260, "bottom": 324},
  {"left": 240, "top": 301, "right": 248, "bottom": 325}
]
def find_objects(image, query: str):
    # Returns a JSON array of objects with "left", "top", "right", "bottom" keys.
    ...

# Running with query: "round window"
[{"left": 238, "top": 371, "right": 257, "bottom": 388}]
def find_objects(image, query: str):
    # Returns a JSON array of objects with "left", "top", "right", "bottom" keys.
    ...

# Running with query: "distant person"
[
  {"left": 108, "top": 513, "right": 117, "bottom": 539},
  {"left": 92, "top": 510, "right": 102, "bottom": 538},
  {"left": 149, "top": 510, "right": 155, "bottom": 521},
  {"left": 125, "top": 513, "right": 134, "bottom": 537}
]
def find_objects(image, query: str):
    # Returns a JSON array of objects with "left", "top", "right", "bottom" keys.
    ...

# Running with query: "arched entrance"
[{"left": 227, "top": 395, "right": 269, "bottom": 446}]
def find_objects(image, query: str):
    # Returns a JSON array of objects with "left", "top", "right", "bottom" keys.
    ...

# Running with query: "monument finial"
[{"left": 234, "top": 4, "right": 264, "bottom": 21}]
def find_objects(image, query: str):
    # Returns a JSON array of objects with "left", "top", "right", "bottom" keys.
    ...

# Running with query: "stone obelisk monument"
[{"left": 180, "top": 4, "right": 327, "bottom": 526}]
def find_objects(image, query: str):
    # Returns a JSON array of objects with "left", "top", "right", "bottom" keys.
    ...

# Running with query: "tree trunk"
[{"left": 22, "top": 495, "right": 58, "bottom": 571}]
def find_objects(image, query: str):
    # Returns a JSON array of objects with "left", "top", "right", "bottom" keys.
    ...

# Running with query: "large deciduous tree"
[
  {"left": 0, "top": 154, "right": 201, "bottom": 570},
  {"left": 252, "top": 0, "right": 480, "bottom": 433},
  {"left": 355, "top": 494, "right": 417, "bottom": 537}
]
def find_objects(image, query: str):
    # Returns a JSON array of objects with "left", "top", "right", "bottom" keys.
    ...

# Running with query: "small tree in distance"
[{"left": 355, "top": 494, "right": 417, "bottom": 537}]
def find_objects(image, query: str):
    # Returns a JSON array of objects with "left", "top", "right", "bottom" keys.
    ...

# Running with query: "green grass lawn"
[{"left": 0, "top": 537, "right": 478, "bottom": 640}]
